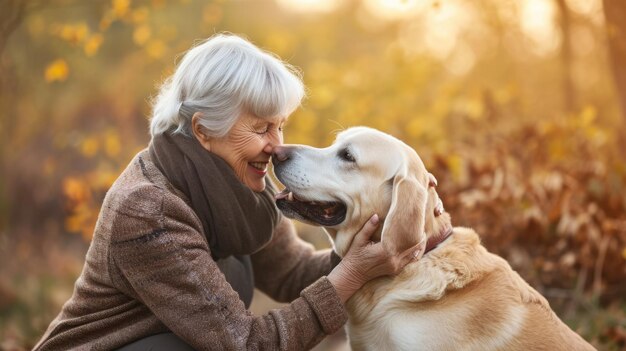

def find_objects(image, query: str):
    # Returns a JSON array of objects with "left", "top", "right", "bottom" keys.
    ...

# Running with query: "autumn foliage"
[{"left": 0, "top": 0, "right": 625, "bottom": 350}]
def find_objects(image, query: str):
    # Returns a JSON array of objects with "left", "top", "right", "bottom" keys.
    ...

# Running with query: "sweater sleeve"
[
  {"left": 108, "top": 185, "right": 347, "bottom": 351},
  {"left": 251, "top": 217, "right": 342, "bottom": 303}
]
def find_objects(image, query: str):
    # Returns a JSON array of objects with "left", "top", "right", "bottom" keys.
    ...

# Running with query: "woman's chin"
[
  {"left": 243, "top": 164, "right": 268, "bottom": 192},
  {"left": 245, "top": 178, "right": 266, "bottom": 193}
]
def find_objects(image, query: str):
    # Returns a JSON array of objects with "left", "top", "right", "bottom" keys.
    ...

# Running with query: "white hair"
[{"left": 149, "top": 34, "right": 305, "bottom": 138}]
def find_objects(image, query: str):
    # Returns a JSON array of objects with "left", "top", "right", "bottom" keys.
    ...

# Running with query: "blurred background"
[{"left": 1, "top": 0, "right": 625, "bottom": 349}]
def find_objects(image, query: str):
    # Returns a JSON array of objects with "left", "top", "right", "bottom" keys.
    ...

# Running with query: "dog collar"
[
  {"left": 425, "top": 176, "right": 451, "bottom": 254},
  {"left": 424, "top": 225, "right": 454, "bottom": 254}
]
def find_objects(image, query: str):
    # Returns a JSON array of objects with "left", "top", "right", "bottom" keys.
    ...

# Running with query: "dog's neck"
[
  {"left": 330, "top": 183, "right": 453, "bottom": 258},
  {"left": 423, "top": 188, "right": 453, "bottom": 254},
  {"left": 424, "top": 221, "right": 453, "bottom": 254}
]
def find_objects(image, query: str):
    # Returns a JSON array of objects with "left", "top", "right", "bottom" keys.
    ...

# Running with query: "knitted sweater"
[{"left": 34, "top": 150, "right": 347, "bottom": 351}]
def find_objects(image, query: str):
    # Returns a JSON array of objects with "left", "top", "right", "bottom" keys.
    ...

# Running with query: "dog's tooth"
[{"left": 287, "top": 192, "right": 294, "bottom": 201}]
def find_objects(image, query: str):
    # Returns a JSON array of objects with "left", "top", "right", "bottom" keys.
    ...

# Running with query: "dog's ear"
[{"left": 380, "top": 174, "right": 428, "bottom": 256}]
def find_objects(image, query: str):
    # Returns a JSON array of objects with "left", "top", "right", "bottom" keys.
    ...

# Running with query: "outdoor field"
[{"left": 0, "top": 0, "right": 625, "bottom": 350}]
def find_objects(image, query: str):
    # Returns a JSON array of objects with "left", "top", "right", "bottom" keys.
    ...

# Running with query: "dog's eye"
[{"left": 338, "top": 148, "right": 356, "bottom": 162}]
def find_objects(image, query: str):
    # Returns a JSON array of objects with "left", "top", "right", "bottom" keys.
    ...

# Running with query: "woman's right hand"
[{"left": 327, "top": 214, "right": 421, "bottom": 303}]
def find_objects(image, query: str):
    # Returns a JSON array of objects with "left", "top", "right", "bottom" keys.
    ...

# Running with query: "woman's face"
[{"left": 198, "top": 113, "right": 285, "bottom": 192}]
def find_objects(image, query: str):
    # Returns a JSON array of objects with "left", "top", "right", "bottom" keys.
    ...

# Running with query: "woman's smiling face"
[{"left": 194, "top": 112, "right": 285, "bottom": 192}]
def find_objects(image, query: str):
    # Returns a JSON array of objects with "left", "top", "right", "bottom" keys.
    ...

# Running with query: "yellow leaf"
[
  {"left": 133, "top": 25, "right": 152, "bottom": 46},
  {"left": 100, "top": 12, "right": 113, "bottom": 31},
  {"left": 84, "top": 34, "right": 103, "bottom": 57},
  {"left": 65, "top": 203, "right": 97, "bottom": 240},
  {"left": 76, "top": 23, "right": 89, "bottom": 41},
  {"left": 59, "top": 25, "right": 73, "bottom": 41},
  {"left": 63, "top": 177, "right": 88, "bottom": 202},
  {"left": 105, "top": 132, "right": 121, "bottom": 157},
  {"left": 579, "top": 105, "right": 597, "bottom": 126},
  {"left": 548, "top": 140, "right": 566, "bottom": 161},
  {"left": 131, "top": 6, "right": 149, "bottom": 24},
  {"left": 112, "top": 0, "right": 131, "bottom": 18},
  {"left": 81, "top": 137, "right": 99, "bottom": 157},
  {"left": 447, "top": 154, "right": 463, "bottom": 182},
  {"left": 145, "top": 39, "right": 166, "bottom": 59},
  {"left": 59, "top": 23, "right": 90, "bottom": 44},
  {"left": 65, "top": 214, "right": 82, "bottom": 233},
  {"left": 44, "top": 59, "right": 69, "bottom": 82},
  {"left": 133, "top": 25, "right": 151, "bottom": 46},
  {"left": 465, "top": 98, "right": 484, "bottom": 121}
]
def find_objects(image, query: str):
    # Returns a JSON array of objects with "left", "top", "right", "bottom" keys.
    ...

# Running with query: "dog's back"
[{"left": 346, "top": 227, "right": 595, "bottom": 351}]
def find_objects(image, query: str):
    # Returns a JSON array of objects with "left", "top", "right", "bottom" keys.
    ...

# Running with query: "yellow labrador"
[{"left": 272, "top": 127, "right": 595, "bottom": 351}]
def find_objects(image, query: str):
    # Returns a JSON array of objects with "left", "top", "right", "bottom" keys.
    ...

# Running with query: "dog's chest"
[
  {"left": 346, "top": 304, "right": 464, "bottom": 351},
  {"left": 344, "top": 264, "right": 531, "bottom": 351},
  {"left": 344, "top": 259, "right": 457, "bottom": 350}
]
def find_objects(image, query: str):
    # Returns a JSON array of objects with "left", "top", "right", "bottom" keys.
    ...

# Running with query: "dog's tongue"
[{"left": 275, "top": 189, "right": 293, "bottom": 201}]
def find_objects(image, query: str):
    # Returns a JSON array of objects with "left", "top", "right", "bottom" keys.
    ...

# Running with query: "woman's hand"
[{"left": 327, "top": 214, "right": 422, "bottom": 303}]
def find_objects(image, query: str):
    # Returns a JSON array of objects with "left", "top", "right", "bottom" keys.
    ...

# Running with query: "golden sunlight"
[
  {"left": 566, "top": 0, "right": 600, "bottom": 16},
  {"left": 566, "top": 0, "right": 605, "bottom": 25},
  {"left": 275, "top": 0, "right": 343, "bottom": 13},
  {"left": 520, "top": 0, "right": 560, "bottom": 56},
  {"left": 397, "top": 0, "right": 478, "bottom": 75},
  {"left": 363, "top": 0, "right": 430, "bottom": 20}
]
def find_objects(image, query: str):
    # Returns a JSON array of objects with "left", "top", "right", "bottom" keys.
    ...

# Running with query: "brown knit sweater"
[{"left": 34, "top": 150, "right": 347, "bottom": 351}]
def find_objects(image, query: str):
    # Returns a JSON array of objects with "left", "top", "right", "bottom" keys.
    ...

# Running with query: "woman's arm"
[
  {"left": 109, "top": 185, "right": 347, "bottom": 351},
  {"left": 252, "top": 215, "right": 420, "bottom": 304},
  {"left": 251, "top": 217, "right": 340, "bottom": 303}
]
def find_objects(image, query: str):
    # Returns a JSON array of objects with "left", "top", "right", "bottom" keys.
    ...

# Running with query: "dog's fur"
[{"left": 273, "top": 127, "right": 595, "bottom": 351}]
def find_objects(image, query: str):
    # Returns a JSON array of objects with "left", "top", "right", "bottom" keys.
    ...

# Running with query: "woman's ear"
[{"left": 191, "top": 113, "right": 211, "bottom": 151}]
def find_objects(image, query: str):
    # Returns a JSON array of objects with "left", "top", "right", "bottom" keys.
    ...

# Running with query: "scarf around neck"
[{"left": 148, "top": 131, "right": 280, "bottom": 307}]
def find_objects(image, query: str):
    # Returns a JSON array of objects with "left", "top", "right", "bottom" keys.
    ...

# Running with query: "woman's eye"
[
  {"left": 255, "top": 122, "right": 285, "bottom": 135},
  {"left": 255, "top": 126, "right": 269, "bottom": 134},
  {"left": 339, "top": 149, "right": 356, "bottom": 162}
]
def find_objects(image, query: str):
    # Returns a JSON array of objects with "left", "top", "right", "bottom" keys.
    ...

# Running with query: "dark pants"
[{"left": 117, "top": 333, "right": 195, "bottom": 351}]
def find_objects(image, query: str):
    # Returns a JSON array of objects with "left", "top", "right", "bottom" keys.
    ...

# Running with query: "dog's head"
[{"left": 273, "top": 126, "right": 450, "bottom": 257}]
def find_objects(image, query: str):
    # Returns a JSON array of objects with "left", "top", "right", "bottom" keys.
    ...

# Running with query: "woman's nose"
[{"left": 263, "top": 132, "right": 283, "bottom": 154}]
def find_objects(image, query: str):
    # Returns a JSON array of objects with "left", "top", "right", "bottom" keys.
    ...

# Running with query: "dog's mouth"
[{"left": 275, "top": 188, "right": 347, "bottom": 226}]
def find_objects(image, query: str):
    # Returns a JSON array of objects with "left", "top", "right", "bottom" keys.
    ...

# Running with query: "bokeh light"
[{"left": 1, "top": 0, "right": 625, "bottom": 349}]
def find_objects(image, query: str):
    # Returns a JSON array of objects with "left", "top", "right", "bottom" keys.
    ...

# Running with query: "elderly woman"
[{"left": 34, "top": 34, "right": 420, "bottom": 351}]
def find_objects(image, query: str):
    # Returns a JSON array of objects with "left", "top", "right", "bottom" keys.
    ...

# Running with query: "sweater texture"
[{"left": 34, "top": 150, "right": 346, "bottom": 351}]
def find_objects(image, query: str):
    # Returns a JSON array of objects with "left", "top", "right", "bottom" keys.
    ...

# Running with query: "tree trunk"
[
  {"left": 555, "top": 0, "right": 575, "bottom": 113},
  {"left": 0, "top": 0, "right": 26, "bottom": 57},
  {"left": 0, "top": 0, "right": 27, "bottom": 233},
  {"left": 603, "top": 0, "right": 626, "bottom": 129}
]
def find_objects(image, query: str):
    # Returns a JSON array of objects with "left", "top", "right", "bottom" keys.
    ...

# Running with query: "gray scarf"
[{"left": 149, "top": 131, "right": 280, "bottom": 307}]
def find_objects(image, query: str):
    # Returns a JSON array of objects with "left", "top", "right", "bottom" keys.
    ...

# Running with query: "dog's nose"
[{"left": 272, "top": 145, "right": 292, "bottom": 165}]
